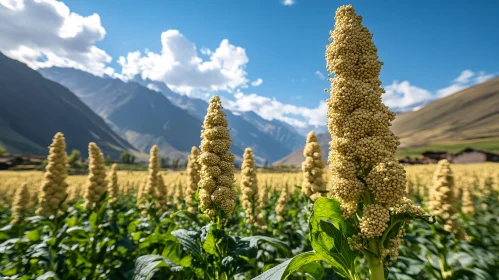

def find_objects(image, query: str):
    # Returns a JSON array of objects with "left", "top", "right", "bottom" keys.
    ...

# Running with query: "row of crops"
[{"left": 1, "top": 4, "right": 499, "bottom": 280}]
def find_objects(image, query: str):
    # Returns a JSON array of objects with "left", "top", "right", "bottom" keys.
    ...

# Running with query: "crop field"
[{"left": 1, "top": 4, "right": 499, "bottom": 280}]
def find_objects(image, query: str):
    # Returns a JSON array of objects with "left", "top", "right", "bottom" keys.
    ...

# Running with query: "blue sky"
[{"left": 1, "top": 0, "right": 498, "bottom": 128}]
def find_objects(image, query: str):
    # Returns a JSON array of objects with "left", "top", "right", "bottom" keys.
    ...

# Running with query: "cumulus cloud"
[
  {"left": 383, "top": 80, "right": 433, "bottom": 110},
  {"left": 383, "top": 70, "right": 496, "bottom": 111},
  {"left": 282, "top": 0, "right": 295, "bottom": 6},
  {"left": 437, "top": 69, "right": 495, "bottom": 98},
  {"left": 453, "top": 69, "right": 474, "bottom": 84},
  {"left": 0, "top": 0, "right": 113, "bottom": 76},
  {"left": 223, "top": 90, "right": 326, "bottom": 128},
  {"left": 315, "top": 70, "right": 325, "bottom": 80},
  {"left": 251, "top": 78, "right": 263, "bottom": 87},
  {"left": 115, "top": 30, "right": 249, "bottom": 96}
]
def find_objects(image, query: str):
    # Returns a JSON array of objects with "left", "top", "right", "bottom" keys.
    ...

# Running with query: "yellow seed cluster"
[
  {"left": 107, "top": 163, "right": 119, "bottom": 204},
  {"left": 83, "top": 143, "right": 107, "bottom": 210},
  {"left": 359, "top": 204, "right": 390, "bottom": 238},
  {"left": 156, "top": 174, "right": 168, "bottom": 211},
  {"left": 429, "top": 160, "right": 460, "bottom": 232},
  {"left": 240, "top": 148, "right": 259, "bottom": 224},
  {"left": 185, "top": 146, "right": 201, "bottom": 213},
  {"left": 275, "top": 182, "right": 290, "bottom": 222},
  {"left": 461, "top": 186, "right": 475, "bottom": 216},
  {"left": 366, "top": 160, "right": 407, "bottom": 205},
  {"left": 36, "top": 132, "right": 69, "bottom": 216},
  {"left": 11, "top": 183, "right": 30, "bottom": 225},
  {"left": 326, "top": 5, "right": 403, "bottom": 218},
  {"left": 198, "top": 96, "right": 237, "bottom": 220},
  {"left": 142, "top": 145, "right": 160, "bottom": 203},
  {"left": 301, "top": 131, "right": 327, "bottom": 201}
]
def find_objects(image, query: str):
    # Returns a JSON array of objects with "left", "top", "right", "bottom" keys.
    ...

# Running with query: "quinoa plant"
[
  {"left": 301, "top": 131, "right": 327, "bottom": 201},
  {"left": 241, "top": 148, "right": 259, "bottom": 225},
  {"left": 255, "top": 5, "right": 430, "bottom": 280}
]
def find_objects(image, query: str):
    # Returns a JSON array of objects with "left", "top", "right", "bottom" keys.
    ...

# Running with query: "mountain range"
[
  {"left": 39, "top": 67, "right": 306, "bottom": 164},
  {"left": 0, "top": 53, "right": 136, "bottom": 158}
]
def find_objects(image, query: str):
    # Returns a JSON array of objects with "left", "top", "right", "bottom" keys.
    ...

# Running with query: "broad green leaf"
[
  {"left": 309, "top": 198, "right": 357, "bottom": 279},
  {"left": 134, "top": 254, "right": 184, "bottom": 280},
  {"left": 239, "top": 236, "right": 291, "bottom": 257},
  {"left": 251, "top": 251, "right": 324, "bottom": 280},
  {"left": 26, "top": 229, "right": 40, "bottom": 242},
  {"left": 319, "top": 220, "right": 358, "bottom": 274},
  {"left": 310, "top": 197, "right": 349, "bottom": 235},
  {"left": 202, "top": 224, "right": 217, "bottom": 256},
  {"left": 171, "top": 229, "right": 202, "bottom": 259}
]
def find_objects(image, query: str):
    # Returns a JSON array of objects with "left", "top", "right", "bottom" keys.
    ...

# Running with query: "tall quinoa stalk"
[
  {"left": 142, "top": 145, "right": 160, "bottom": 203},
  {"left": 107, "top": 163, "right": 119, "bottom": 204},
  {"left": 11, "top": 183, "right": 30, "bottom": 225},
  {"left": 429, "top": 159, "right": 464, "bottom": 238},
  {"left": 83, "top": 143, "right": 108, "bottom": 210},
  {"left": 301, "top": 131, "right": 327, "bottom": 201},
  {"left": 185, "top": 147, "right": 201, "bottom": 213},
  {"left": 240, "top": 148, "right": 258, "bottom": 225},
  {"left": 198, "top": 95, "right": 237, "bottom": 225},
  {"left": 325, "top": 5, "right": 427, "bottom": 279},
  {"left": 36, "top": 132, "right": 69, "bottom": 216}
]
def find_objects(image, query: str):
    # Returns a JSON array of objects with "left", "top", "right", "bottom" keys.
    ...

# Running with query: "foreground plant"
[
  {"left": 255, "top": 5, "right": 429, "bottom": 280},
  {"left": 134, "top": 96, "right": 290, "bottom": 279}
]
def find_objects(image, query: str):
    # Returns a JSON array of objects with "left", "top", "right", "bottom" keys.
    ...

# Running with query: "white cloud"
[
  {"left": 383, "top": 80, "right": 433, "bottom": 110},
  {"left": 146, "top": 83, "right": 160, "bottom": 92},
  {"left": 223, "top": 90, "right": 326, "bottom": 128},
  {"left": 453, "top": 69, "right": 474, "bottom": 84},
  {"left": 282, "top": 0, "right": 295, "bottom": 6},
  {"left": 200, "top": 47, "right": 212, "bottom": 56},
  {"left": 436, "top": 83, "right": 468, "bottom": 98},
  {"left": 116, "top": 30, "right": 249, "bottom": 96},
  {"left": 474, "top": 71, "right": 494, "bottom": 84},
  {"left": 384, "top": 70, "right": 497, "bottom": 110},
  {"left": 0, "top": 0, "right": 113, "bottom": 76},
  {"left": 437, "top": 69, "right": 495, "bottom": 98},
  {"left": 315, "top": 70, "right": 325, "bottom": 80},
  {"left": 251, "top": 78, "right": 263, "bottom": 87}
]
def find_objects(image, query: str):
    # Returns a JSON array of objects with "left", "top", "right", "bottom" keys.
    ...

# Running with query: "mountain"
[
  {"left": 131, "top": 78, "right": 304, "bottom": 164},
  {"left": 391, "top": 76, "right": 499, "bottom": 148},
  {"left": 238, "top": 111, "right": 305, "bottom": 151},
  {"left": 273, "top": 132, "right": 331, "bottom": 167},
  {"left": 39, "top": 67, "right": 203, "bottom": 160},
  {"left": 0, "top": 53, "right": 136, "bottom": 158}
]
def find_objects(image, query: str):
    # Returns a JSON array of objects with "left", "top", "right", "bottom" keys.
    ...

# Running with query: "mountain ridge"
[{"left": 0, "top": 53, "right": 137, "bottom": 158}]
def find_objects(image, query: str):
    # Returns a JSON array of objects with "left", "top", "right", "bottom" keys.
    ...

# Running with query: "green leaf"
[
  {"left": 310, "top": 197, "right": 349, "bottom": 235},
  {"left": 320, "top": 220, "right": 358, "bottom": 273},
  {"left": 251, "top": 251, "right": 324, "bottom": 280},
  {"left": 239, "top": 236, "right": 291, "bottom": 257},
  {"left": 171, "top": 229, "right": 202, "bottom": 259},
  {"left": 26, "top": 229, "right": 40, "bottom": 242},
  {"left": 309, "top": 198, "right": 357, "bottom": 279},
  {"left": 202, "top": 224, "right": 217, "bottom": 256},
  {"left": 36, "top": 271, "right": 58, "bottom": 280},
  {"left": 134, "top": 254, "right": 184, "bottom": 280}
]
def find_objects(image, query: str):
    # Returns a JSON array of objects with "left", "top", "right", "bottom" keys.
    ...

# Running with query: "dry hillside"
[{"left": 392, "top": 77, "right": 499, "bottom": 147}]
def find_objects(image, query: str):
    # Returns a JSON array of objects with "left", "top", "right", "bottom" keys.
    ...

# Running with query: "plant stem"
[{"left": 367, "top": 241, "right": 385, "bottom": 280}]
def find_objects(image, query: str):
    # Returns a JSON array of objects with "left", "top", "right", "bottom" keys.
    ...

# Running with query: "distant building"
[
  {"left": 421, "top": 151, "right": 453, "bottom": 163},
  {"left": 453, "top": 148, "right": 499, "bottom": 164},
  {"left": 0, "top": 156, "right": 23, "bottom": 170}
]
